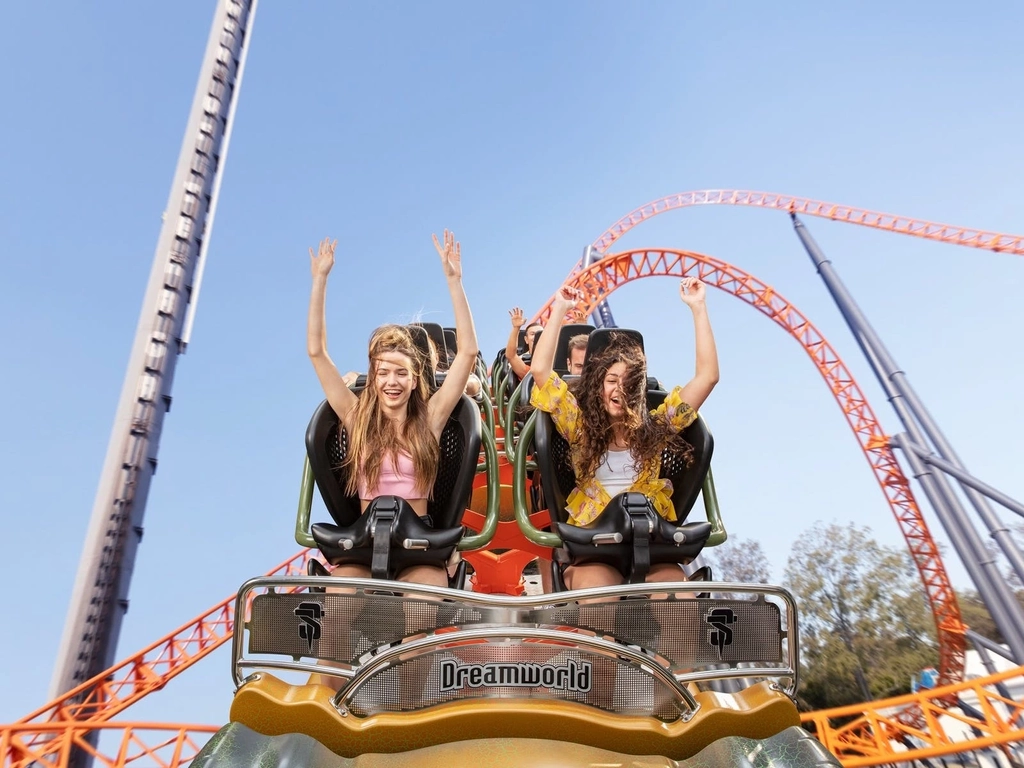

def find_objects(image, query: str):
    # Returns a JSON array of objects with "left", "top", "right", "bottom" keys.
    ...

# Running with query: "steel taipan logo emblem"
[
  {"left": 294, "top": 602, "right": 324, "bottom": 650},
  {"left": 705, "top": 607, "right": 737, "bottom": 659}
]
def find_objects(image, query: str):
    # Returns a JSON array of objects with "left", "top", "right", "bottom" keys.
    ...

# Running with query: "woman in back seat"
[
  {"left": 530, "top": 279, "right": 719, "bottom": 590},
  {"left": 305, "top": 230, "right": 479, "bottom": 587}
]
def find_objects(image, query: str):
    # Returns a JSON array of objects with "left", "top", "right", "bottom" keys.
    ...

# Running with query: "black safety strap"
[
  {"left": 624, "top": 493, "right": 654, "bottom": 584},
  {"left": 369, "top": 499, "right": 399, "bottom": 579}
]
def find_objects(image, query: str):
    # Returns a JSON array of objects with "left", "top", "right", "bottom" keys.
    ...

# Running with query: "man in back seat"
[{"left": 566, "top": 333, "right": 588, "bottom": 376}]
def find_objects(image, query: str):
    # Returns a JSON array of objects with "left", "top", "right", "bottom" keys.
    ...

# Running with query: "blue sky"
[{"left": 1, "top": 0, "right": 1022, "bottom": 728}]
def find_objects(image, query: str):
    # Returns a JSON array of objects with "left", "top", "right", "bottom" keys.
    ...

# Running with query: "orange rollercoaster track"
[{"left": 4, "top": 193, "right": 1023, "bottom": 768}]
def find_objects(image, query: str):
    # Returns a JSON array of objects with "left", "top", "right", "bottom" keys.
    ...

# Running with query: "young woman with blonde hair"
[{"left": 306, "top": 230, "right": 478, "bottom": 588}]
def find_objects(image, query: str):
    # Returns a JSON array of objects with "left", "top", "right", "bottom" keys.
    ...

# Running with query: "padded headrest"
[
  {"left": 583, "top": 328, "right": 644, "bottom": 364},
  {"left": 411, "top": 322, "right": 447, "bottom": 362},
  {"left": 406, "top": 325, "right": 433, "bottom": 364},
  {"left": 553, "top": 323, "right": 596, "bottom": 376},
  {"left": 443, "top": 328, "right": 457, "bottom": 356}
]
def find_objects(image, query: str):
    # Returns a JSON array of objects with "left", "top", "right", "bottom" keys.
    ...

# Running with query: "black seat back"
[
  {"left": 553, "top": 323, "right": 596, "bottom": 376},
  {"left": 305, "top": 399, "right": 362, "bottom": 527},
  {"left": 533, "top": 390, "right": 713, "bottom": 526},
  {"left": 443, "top": 328, "right": 457, "bottom": 356},
  {"left": 305, "top": 394, "right": 481, "bottom": 530},
  {"left": 533, "top": 408, "right": 577, "bottom": 525},
  {"left": 648, "top": 390, "right": 714, "bottom": 521}
]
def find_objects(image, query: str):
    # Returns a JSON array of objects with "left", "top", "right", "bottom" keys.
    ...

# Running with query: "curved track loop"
[
  {"left": 536, "top": 190, "right": 1024, "bottom": 323},
  {"left": 549, "top": 248, "right": 965, "bottom": 685},
  {"left": 593, "top": 189, "right": 1024, "bottom": 256}
]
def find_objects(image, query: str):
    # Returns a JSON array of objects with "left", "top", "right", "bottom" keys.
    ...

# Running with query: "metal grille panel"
[
  {"left": 248, "top": 591, "right": 784, "bottom": 672},
  {"left": 250, "top": 593, "right": 483, "bottom": 665}
]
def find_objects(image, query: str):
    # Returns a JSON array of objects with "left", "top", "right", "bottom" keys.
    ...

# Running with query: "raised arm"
[
  {"left": 504, "top": 307, "right": 530, "bottom": 378},
  {"left": 529, "top": 286, "right": 579, "bottom": 385},
  {"left": 307, "top": 237, "right": 359, "bottom": 427},
  {"left": 428, "top": 230, "right": 480, "bottom": 437},
  {"left": 676, "top": 277, "right": 720, "bottom": 412}
]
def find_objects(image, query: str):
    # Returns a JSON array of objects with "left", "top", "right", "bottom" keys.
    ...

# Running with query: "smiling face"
[
  {"left": 372, "top": 351, "right": 418, "bottom": 412},
  {"left": 601, "top": 361, "right": 628, "bottom": 420}
]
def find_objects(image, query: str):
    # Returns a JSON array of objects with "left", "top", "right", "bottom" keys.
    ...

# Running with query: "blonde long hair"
[{"left": 343, "top": 325, "right": 439, "bottom": 497}]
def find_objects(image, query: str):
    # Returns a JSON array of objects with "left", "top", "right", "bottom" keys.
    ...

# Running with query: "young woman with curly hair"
[
  {"left": 529, "top": 278, "right": 719, "bottom": 590},
  {"left": 306, "top": 230, "right": 479, "bottom": 588}
]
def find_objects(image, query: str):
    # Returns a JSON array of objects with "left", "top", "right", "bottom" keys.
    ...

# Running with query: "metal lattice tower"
[{"left": 49, "top": 0, "right": 258, "bottom": 700}]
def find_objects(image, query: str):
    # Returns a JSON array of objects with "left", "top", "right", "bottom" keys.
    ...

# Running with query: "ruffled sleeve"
[
  {"left": 529, "top": 371, "right": 582, "bottom": 444},
  {"left": 653, "top": 386, "right": 697, "bottom": 432}
]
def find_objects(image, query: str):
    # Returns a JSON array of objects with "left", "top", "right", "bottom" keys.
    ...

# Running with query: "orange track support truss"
[
  {"left": 802, "top": 665, "right": 1024, "bottom": 766},
  {"left": 10, "top": 551, "right": 312, "bottom": 735},
  {"left": 1, "top": 723, "right": 218, "bottom": 768}
]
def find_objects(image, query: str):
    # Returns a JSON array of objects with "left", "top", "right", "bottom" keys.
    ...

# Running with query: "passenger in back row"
[
  {"left": 505, "top": 307, "right": 543, "bottom": 378},
  {"left": 306, "top": 230, "right": 479, "bottom": 588},
  {"left": 529, "top": 278, "right": 719, "bottom": 590},
  {"left": 566, "top": 333, "right": 589, "bottom": 376}
]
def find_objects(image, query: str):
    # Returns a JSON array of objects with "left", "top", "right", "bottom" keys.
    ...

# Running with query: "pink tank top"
[{"left": 357, "top": 451, "right": 430, "bottom": 501}]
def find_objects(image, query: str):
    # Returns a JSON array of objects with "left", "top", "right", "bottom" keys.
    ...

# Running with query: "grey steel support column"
[
  {"left": 50, "top": 0, "right": 258, "bottom": 702},
  {"left": 967, "top": 629, "right": 1016, "bottom": 663},
  {"left": 791, "top": 214, "right": 1024, "bottom": 662},
  {"left": 894, "top": 434, "right": 1024, "bottom": 658},
  {"left": 900, "top": 440, "right": 1024, "bottom": 521},
  {"left": 796, "top": 216, "right": 1024, "bottom": 587},
  {"left": 966, "top": 631, "right": 1018, "bottom": 712},
  {"left": 582, "top": 245, "right": 617, "bottom": 328}
]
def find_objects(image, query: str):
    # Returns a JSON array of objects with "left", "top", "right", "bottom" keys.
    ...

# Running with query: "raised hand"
[
  {"left": 309, "top": 237, "right": 337, "bottom": 279},
  {"left": 432, "top": 229, "right": 462, "bottom": 280},
  {"left": 679, "top": 277, "right": 707, "bottom": 307},
  {"left": 553, "top": 285, "right": 581, "bottom": 315},
  {"left": 509, "top": 307, "right": 525, "bottom": 328}
]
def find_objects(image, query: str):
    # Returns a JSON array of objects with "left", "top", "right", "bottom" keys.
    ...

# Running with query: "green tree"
[
  {"left": 706, "top": 537, "right": 772, "bottom": 584},
  {"left": 957, "top": 589, "right": 1003, "bottom": 644},
  {"left": 784, "top": 522, "right": 938, "bottom": 711}
]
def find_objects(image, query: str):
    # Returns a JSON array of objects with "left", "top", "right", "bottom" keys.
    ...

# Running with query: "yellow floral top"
[{"left": 530, "top": 371, "right": 697, "bottom": 527}]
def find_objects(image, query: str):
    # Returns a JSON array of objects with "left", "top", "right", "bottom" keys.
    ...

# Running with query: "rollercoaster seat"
[
  {"left": 312, "top": 495, "right": 465, "bottom": 578},
  {"left": 304, "top": 347, "right": 481, "bottom": 585},
  {"left": 532, "top": 329, "right": 715, "bottom": 588},
  {"left": 552, "top": 322, "right": 596, "bottom": 376},
  {"left": 443, "top": 327, "right": 457, "bottom": 356},
  {"left": 553, "top": 492, "right": 712, "bottom": 584}
]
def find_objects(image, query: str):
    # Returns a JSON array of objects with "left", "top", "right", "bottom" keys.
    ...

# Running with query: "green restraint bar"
[
  {"left": 476, "top": 384, "right": 495, "bottom": 471},
  {"left": 512, "top": 409, "right": 727, "bottom": 549},
  {"left": 294, "top": 425, "right": 501, "bottom": 552}
]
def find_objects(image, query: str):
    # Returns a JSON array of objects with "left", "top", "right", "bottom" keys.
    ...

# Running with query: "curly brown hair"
[
  {"left": 343, "top": 324, "right": 439, "bottom": 498},
  {"left": 571, "top": 332, "right": 692, "bottom": 483}
]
